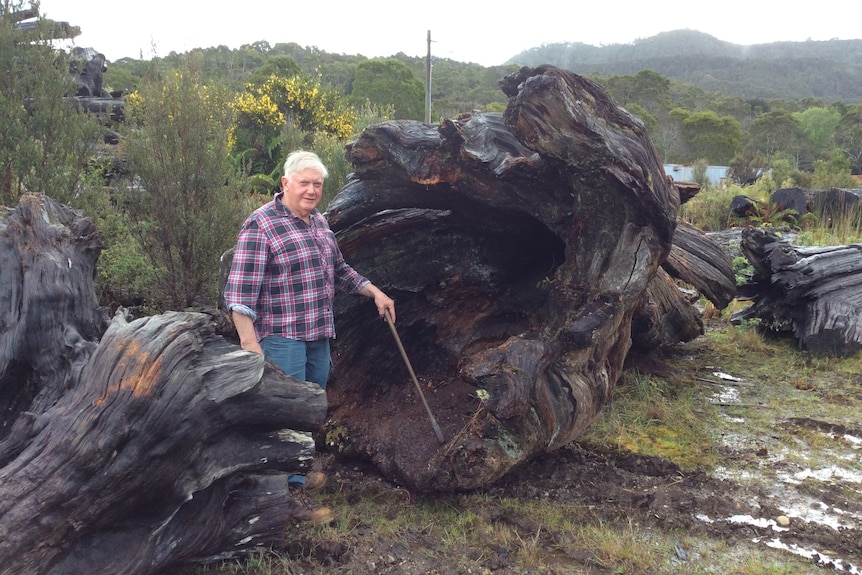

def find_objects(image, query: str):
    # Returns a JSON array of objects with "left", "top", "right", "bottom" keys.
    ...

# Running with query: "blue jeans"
[
  {"left": 260, "top": 336, "right": 331, "bottom": 390},
  {"left": 260, "top": 336, "right": 330, "bottom": 488}
]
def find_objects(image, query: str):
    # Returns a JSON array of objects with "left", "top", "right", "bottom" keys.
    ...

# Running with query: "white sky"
[{"left": 36, "top": 0, "right": 862, "bottom": 67}]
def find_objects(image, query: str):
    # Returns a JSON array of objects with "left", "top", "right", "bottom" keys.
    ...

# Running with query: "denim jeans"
[
  {"left": 260, "top": 336, "right": 331, "bottom": 389},
  {"left": 260, "top": 336, "right": 330, "bottom": 488}
]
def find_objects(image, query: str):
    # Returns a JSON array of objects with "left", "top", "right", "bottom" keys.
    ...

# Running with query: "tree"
[
  {"left": 810, "top": 150, "right": 859, "bottom": 189},
  {"left": 246, "top": 55, "right": 301, "bottom": 86},
  {"left": 348, "top": 58, "right": 424, "bottom": 120},
  {"left": 122, "top": 59, "right": 247, "bottom": 309},
  {"left": 794, "top": 106, "right": 840, "bottom": 156},
  {"left": 835, "top": 104, "right": 862, "bottom": 174},
  {"left": 0, "top": 2, "right": 100, "bottom": 205},
  {"left": 680, "top": 110, "right": 743, "bottom": 165},
  {"left": 746, "top": 110, "right": 803, "bottom": 160}
]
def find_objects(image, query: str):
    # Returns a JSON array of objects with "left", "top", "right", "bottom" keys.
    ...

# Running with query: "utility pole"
[{"left": 425, "top": 30, "right": 432, "bottom": 124}]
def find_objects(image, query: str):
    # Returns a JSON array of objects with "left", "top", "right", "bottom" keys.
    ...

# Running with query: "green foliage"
[
  {"left": 793, "top": 106, "right": 840, "bottom": 154},
  {"left": 768, "top": 153, "right": 795, "bottom": 187},
  {"left": 679, "top": 183, "right": 746, "bottom": 231},
  {"left": 679, "top": 110, "right": 742, "bottom": 164},
  {"left": 746, "top": 110, "right": 802, "bottom": 158},
  {"left": 246, "top": 55, "right": 301, "bottom": 86},
  {"left": 732, "top": 256, "right": 754, "bottom": 285},
  {"left": 810, "top": 150, "right": 859, "bottom": 189},
  {"left": 122, "top": 59, "right": 248, "bottom": 309},
  {"left": 232, "top": 72, "right": 355, "bottom": 183},
  {"left": 312, "top": 133, "right": 351, "bottom": 210},
  {"left": 510, "top": 30, "right": 862, "bottom": 102},
  {"left": 348, "top": 58, "right": 424, "bottom": 120},
  {"left": 692, "top": 158, "right": 710, "bottom": 189},
  {"left": 0, "top": 7, "right": 101, "bottom": 204}
]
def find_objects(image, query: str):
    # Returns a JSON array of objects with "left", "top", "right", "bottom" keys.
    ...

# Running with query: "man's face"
[{"left": 281, "top": 168, "right": 324, "bottom": 218}]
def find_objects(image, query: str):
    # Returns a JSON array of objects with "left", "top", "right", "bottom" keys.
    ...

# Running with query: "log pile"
[{"left": 0, "top": 64, "right": 737, "bottom": 573}]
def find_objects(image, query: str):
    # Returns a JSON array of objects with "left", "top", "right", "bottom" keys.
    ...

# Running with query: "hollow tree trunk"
[{"left": 321, "top": 65, "right": 681, "bottom": 491}]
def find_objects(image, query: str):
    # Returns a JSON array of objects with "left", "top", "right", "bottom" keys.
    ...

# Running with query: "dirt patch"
[{"left": 190, "top": 331, "right": 862, "bottom": 575}]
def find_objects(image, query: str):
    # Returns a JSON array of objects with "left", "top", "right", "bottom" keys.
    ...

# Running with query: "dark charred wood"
[
  {"left": 322, "top": 65, "right": 679, "bottom": 491},
  {"left": 734, "top": 226, "right": 862, "bottom": 356},
  {"left": 730, "top": 194, "right": 762, "bottom": 218},
  {"left": 1, "top": 195, "right": 329, "bottom": 574},
  {"left": 771, "top": 187, "right": 862, "bottom": 226},
  {"left": 674, "top": 180, "right": 701, "bottom": 205}
]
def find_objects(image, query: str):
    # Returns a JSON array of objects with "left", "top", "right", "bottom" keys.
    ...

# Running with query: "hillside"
[{"left": 508, "top": 29, "right": 862, "bottom": 101}]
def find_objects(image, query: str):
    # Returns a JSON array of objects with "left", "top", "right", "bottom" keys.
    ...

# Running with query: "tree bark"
[{"left": 735, "top": 226, "right": 862, "bottom": 356}]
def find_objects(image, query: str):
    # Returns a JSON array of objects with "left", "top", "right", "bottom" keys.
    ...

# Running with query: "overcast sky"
[{"left": 36, "top": 0, "right": 862, "bottom": 67}]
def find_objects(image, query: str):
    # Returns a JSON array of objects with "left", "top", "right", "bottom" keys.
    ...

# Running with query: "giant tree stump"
[
  {"left": 321, "top": 65, "right": 681, "bottom": 491},
  {"left": 0, "top": 194, "right": 328, "bottom": 575}
]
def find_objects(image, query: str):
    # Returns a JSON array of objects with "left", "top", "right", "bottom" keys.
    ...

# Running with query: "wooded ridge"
[{"left": 508, "top": 30, "right": 862, "bottom": 102}]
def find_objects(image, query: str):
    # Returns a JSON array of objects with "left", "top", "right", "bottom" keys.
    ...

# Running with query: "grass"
[{"left": 579, "top": 369, "right": 720, "bottom": 471}]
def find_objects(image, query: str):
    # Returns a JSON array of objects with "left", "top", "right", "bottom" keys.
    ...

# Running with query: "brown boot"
[
  {"left": 296, "top": 505, "right": 335, "bottom": 525},
  {"left": 302, "top": 471, "right": 328, "bottom": 494}
]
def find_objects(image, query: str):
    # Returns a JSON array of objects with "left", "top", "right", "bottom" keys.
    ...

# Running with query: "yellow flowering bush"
[{"left": 231, "top": 73, "right": 356, "bottom": 181}]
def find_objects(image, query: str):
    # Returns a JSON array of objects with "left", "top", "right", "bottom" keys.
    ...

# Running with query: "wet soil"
[{"left": 192, "top": 332, "right": 862, "bottom": 575}]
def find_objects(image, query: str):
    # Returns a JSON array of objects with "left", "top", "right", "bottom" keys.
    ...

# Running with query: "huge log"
[
  {"left": 0, "top": 195, "right": 329, "bottom": 575},
  {"left": 734, "top": 226, "right": 862, "bottom": 356},
  {"left": 321, "top": 65, "right": 681, "bottom": 491}
]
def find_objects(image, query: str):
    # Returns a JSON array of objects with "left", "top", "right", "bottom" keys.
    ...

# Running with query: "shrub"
[{"left": 122, "top": 59, "right": 248, "bottom": 309}]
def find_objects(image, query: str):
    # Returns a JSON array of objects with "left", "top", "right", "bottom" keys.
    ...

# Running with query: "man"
[{"left": 224, "top": 150, "right": 395, "bottom": 516}]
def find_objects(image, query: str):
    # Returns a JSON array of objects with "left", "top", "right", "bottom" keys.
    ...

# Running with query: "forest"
[{"left": 2, "top": 2, "right": 861, "bottom": 316}]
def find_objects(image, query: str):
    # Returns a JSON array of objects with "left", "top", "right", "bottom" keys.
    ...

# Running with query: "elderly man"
[{"left": 224, "top": 150, "right": 395, "bottom": 505}]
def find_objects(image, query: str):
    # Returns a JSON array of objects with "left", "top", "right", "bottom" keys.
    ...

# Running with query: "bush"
[{"left": 122, "top": 59, "right": 248, "bottom": 309}]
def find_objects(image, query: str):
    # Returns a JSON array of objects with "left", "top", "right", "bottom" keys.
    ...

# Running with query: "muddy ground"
[{"left": 190, "top": 332, "right": 862, "bottom": 575}]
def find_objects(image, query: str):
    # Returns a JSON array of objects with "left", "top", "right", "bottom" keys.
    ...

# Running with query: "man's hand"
[{"left": 360, "top": 283, "right": 396, "bottom": 324}]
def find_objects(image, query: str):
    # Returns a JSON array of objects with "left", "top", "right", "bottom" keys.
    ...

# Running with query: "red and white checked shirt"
[{"left": 224, "top": 193, "right": 369, "bottom": 341}]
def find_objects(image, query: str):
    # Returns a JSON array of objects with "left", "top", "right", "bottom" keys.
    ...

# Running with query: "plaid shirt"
[{"left": 224, "top": 193, "right": 369, "bottom": 341}]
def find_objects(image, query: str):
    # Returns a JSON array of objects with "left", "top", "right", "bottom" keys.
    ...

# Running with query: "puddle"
[
  {"left": 699, "top": 368, "right": 861, "bottom": 572},
  {"left": 763, "top": 538, "right": 860, "bottom": 574}
]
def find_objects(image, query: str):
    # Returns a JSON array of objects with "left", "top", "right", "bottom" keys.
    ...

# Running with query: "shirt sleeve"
[
  {"left": 224, "top": 216, "right": 269, "bottom": 319},
  {"left": 332, "top": 242, "right": 369, "bottom": 294}
]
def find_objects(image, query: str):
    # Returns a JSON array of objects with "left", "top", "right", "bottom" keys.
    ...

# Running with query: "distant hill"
[{"left": 508, "top": 30, "right": 862, "bottom": 102}]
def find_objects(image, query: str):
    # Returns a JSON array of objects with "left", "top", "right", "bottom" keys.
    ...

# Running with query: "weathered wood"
[
  {"left": 663, "top": 219, "right": 737, "bottom": 310},
  {"left": 0, "top": 195, "right": 329, "bottom": 575},
  {"left": 630, "top": 219, "right": 736, "bottom": 351},
  {"left": 734, "top": 226, "right": 862, "bottom": 356},
  {"left": 321, "top": 65, "right": 679, "bottom": 491},
  {"left": 631, "top": 268, "right": 704, "bottom": 352}
]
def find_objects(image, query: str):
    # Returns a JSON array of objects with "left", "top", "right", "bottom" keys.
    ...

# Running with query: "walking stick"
[{"left": 383, "top": 310, "right": 446, "bottom": 444}]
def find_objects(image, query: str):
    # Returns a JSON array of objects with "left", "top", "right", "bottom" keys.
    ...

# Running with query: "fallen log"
[
  {"left": 0, "top": 194, "right": 328, "bottom": 575},
  {"left": 321, "top": 65, "right": 680, "bottom": 491},
  {"left": 734, "top": 226, "right": 862, "bottom": 356}
]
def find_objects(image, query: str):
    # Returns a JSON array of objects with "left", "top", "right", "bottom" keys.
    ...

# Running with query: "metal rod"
[{"left": 383, "top": 310, "right": 445, "bottom": 444}]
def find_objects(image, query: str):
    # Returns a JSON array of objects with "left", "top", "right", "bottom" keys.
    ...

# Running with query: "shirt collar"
[{"left": 273, "top": 191, "right": 319, "bottom": 223}]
